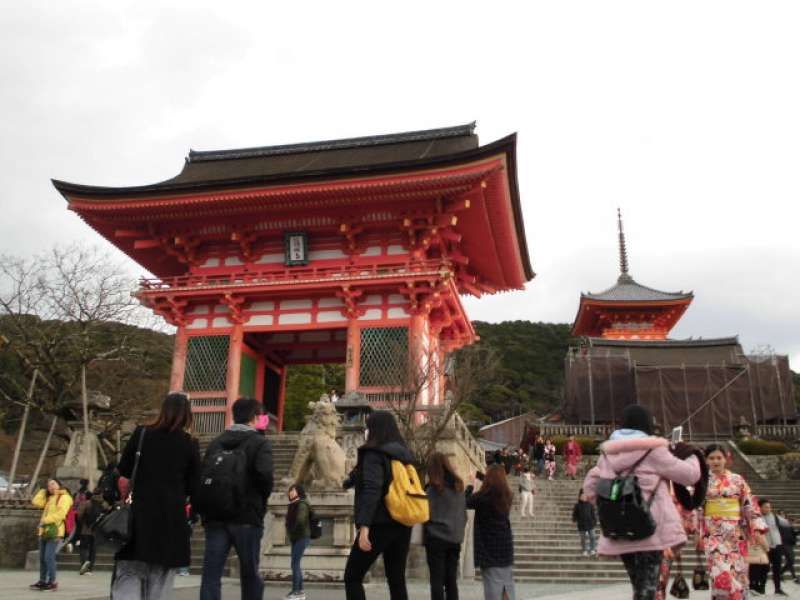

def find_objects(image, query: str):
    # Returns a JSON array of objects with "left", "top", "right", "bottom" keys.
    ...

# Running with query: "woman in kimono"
[
  {"left": 701, "top": 443, "right": 765, "bottom": 600},
  {"left": 563, "top": 435, "right": 583, "bottom": 480},
  {"left": 543, "top": 439, "right": 557, "bottom": 481}
]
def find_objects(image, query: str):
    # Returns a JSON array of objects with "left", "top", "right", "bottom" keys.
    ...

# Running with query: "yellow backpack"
[{"left": 384, "top": 460, "right": 429, "bottom": 526}]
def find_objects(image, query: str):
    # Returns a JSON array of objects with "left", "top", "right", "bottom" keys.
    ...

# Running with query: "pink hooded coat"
[{"left": 582, "top": 437, "right": 701, "bottom": 556}]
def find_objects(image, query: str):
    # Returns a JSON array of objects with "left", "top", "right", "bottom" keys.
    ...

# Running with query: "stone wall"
[
  {"left": 745, "top": 453, "right": 800, "bottom": 480},
  {"left": 0, "top": 501, "right": 40, "bottom": 568}
]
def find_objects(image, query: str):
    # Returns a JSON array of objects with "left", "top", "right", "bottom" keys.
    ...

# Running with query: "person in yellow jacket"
[{"left": 30, "top": 478, "right": 72, "bottom": 591}]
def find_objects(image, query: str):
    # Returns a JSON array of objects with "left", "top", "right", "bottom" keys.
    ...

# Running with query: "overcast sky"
[{"left": 1, "top": 1, "right": 798, "bottom": 366}]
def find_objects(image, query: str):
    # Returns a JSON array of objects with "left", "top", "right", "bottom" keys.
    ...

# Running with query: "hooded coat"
[
  {"left": 353, "top": 441, "right": 415, "bottom": 528},
  {"left": 32, "top": 488, "right": 73, "bottom": 538},
  {"left": 582, "top": 436, "right": 701, "bottom": 556}
]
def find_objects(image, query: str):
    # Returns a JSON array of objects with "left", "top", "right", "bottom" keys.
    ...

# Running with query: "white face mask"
[{"left": 364, "top": 428, "right": 369, "bottom": 442}]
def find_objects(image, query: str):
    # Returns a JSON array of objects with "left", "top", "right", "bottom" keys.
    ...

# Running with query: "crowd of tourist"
[
  {"left": 490, "top": 433, "right": 583, "bottom": 481},
  {"left": 24, "top": 393, "right": 799, "bottom": 600}
]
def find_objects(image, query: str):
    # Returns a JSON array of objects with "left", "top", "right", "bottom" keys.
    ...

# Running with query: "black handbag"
[
  {"left": 670, "top": 573, "right": 690, "bottom": 598},
  {"left": 596, "top": 449, "right": 661, "bottom": 541},
  {"left": 93, "top": 428, "right": 145, "bottom": 549},
  {"left": 692, "top": 565, "right": 709, "bottom": 590}
]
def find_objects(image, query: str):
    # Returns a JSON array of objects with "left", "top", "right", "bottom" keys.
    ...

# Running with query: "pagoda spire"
[{"left": 617, "top": 208, "right": 632, "bottom": 282}]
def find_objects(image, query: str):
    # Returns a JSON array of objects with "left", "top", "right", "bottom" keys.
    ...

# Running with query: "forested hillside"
[{"left": 456, "top": 321, "right": 575, "bottom": 426}]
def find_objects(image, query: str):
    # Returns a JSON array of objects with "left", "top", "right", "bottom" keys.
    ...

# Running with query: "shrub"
[{"left": 736, "top": 439, "right": 789, "bottom": 455}]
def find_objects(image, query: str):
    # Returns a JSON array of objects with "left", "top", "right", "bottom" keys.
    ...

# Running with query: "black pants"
[
  {"left": 621, "top": 551, "right": 663, "bottom": 600},
  {"left": 344, "top": 523, "right": 411, "bottom": 600},
  {"left": 750, "top": 563, "right": 769, "bottom": 593},
  {"left": 782, "top": 544, "right": 797, "bottom": 579},
  {"left": 768, "top": 546, "right": 784, "bottom": 592},
  {"left": 425, "top": 540, "right": 461, "bottom": 600},
  {"left": 78, "top": 535, "right": 95, "bottom": 569}
]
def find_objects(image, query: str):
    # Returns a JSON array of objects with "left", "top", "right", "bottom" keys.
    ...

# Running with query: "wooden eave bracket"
[{"left": 336, "top": 286, "right": 366, "bottom": 319}]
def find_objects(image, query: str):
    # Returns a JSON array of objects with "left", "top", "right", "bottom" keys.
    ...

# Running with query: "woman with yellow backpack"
[
  {"left": 343, "top": 410, "right": 427, "bottom": 600},
  {"left": 30, "top": 478, "right": 73, "bottom": 591}
]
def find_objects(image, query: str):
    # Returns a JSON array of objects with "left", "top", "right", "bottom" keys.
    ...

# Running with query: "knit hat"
[{"left": 621, "top": 404, "right": 653, "bottom": 435}]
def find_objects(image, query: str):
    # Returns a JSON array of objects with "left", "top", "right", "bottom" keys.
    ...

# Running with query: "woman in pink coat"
[{"left": 582, "top": 405, "right": 701, "bottom": 600}]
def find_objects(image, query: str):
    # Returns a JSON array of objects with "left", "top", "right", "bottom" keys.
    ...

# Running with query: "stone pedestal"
[
  {"left": 261, "top": 490, "right": 356, "bottom": 582},
  {"left": 56, "top": 425, "right": 102, "bottom": 491}
]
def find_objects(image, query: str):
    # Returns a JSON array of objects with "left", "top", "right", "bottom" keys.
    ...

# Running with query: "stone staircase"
[
  {"left": 57, "top": 432, "right": 300, "bottom": 574},
  {"left": 508, "top": 478, "right": 705, "bottom": 584},
  {"left": 726, "top": 443, "right": 800, "bottom": 521}
]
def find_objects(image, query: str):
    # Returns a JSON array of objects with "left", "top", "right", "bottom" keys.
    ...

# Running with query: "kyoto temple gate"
[{"left": 54, "top": 124, "right": 533, "bottom": 432}]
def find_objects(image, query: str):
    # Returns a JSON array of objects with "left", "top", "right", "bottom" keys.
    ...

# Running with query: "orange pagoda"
[
  {"left": 54, "top": 124, "right": 533, "bottom": 433},
  {"left": 571, "top": 210, "right": 692, "bottom": 340}
]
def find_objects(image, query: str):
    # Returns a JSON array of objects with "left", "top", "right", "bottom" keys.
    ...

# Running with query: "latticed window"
[
  {"left": 184, "top": 335, "right": 229, "bottom": 391},
  {"left": 359, "top": 327, "right": 408, "bottom": 387}
]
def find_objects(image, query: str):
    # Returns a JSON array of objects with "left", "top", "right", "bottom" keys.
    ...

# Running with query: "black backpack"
[
  {"left": 195, "top": 440, "right": 250, "bottom": 521},
  {"left": 309, "top": 506, "right": 322, "bottom": 540},
  {"left": 96, "top": 471, "right": 120, "bottom": 505},
  {"left": 596, "top": 449, "right": 661, "bottom": 541}
]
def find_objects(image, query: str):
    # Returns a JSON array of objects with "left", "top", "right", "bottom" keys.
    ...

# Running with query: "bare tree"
[
  {"left": 382, "top": 337, "right": 499, "bottom": 468},
  {"left": 0, "top": 244, "right": 156, "bottom": 483}
]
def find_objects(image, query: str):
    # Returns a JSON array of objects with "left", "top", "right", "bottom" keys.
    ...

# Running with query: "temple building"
[
  {"left": 564, "top": 212, "right": 795, "bottom": 436},
  {"left": 53, "top": 123, "right": 533, "bottom": 433}
]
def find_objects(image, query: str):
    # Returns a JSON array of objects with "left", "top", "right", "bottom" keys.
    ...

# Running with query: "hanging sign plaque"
[{"left": 284, "top": 232, "right": 309, "bottom": 266}]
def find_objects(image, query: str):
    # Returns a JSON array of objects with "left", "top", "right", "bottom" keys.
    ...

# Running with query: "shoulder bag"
[{"left": 94, "top": 427, "right": 145, "bottom": 549}]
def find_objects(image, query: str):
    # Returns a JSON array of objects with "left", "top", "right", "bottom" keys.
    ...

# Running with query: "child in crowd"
[
  {"left": 572, "top": 488, "right": 597, "bottom": 557},
  {"left": 519, "top": 467, "right": 536, "bottom": 518}
]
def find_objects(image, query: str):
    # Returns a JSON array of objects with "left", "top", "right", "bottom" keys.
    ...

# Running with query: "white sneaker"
[
  {"left": 582, "top": 550, "right": 589, "bottom": 557},
  {"left": 65, "top": 543, "right": 74, "bottom": 553}
]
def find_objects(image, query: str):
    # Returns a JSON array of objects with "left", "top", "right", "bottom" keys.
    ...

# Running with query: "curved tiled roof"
[{"left": 582, "top": 274, "right": 693, "bottom": 302}]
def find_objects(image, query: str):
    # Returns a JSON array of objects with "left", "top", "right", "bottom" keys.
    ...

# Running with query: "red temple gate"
[{"left": 54, "top": 124, "right": 533, "bottom": 432}]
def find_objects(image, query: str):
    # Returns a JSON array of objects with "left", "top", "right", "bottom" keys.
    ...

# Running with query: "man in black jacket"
[{"left": 199, "top": 397, "right": 274, "bottom": 600}]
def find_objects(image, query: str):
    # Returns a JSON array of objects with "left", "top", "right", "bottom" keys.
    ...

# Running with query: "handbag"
[
  {"left": 41, "top": 522, "right": 60, "bottom": 540},
  {"left": 94, "top": 427, "right": 145, "bottom": 549},
  {"left": 596, "top": 449, "right": 661, "bottom": 541},
  {"left": 670, "top": 574, "right": 690, "bottom": 598},
  {"left": 692, "top": 565, "right": 709, "bottom": 590}
]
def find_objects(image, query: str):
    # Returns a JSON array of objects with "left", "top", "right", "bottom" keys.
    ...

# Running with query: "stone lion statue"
[{"left": 283, "top": 394, "right": 346, "bottom": 490}]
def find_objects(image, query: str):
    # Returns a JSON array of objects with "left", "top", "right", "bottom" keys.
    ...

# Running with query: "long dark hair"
[
  {"left": 427, "top": 451, "right": 464, "bottom": 493},
  {"left": 478, "top": 464, "right": 513, "bottom": 514},
  {"left": 286, "top": 484, "right": 306, "bottom": 530},
  {"left": 704, "top": 443, "right": 726, "bottom": 458},
  {"left": 150, "top": 392, "right": 193, "bottom": 432},
  {"left": 363, "top": 411, "right": 406, "bottom": 449},
  {"left": 45, "top": 478, "right": 65, "bottom": 497}
]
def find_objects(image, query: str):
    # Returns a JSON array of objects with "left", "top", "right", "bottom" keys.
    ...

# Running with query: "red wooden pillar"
[
  {"left": 226, "top": 324, "right": 244, "bottom": 427},
  {"left": 277, "top": 365, "right": 288, "bottom": 432},
  {"left": 409, "top": 313, "right": 427, "bottom": 405},
  {"left": 345, "top": 319, "right": 361, "bottom": 392},
  {"left": 170, "top": 326, "right": 188, "bottom": 391},
  {"left": 255, "top": 355, "right": 266, "bottom": 403}
]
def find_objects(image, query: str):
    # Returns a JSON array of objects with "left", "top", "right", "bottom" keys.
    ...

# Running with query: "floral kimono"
[
  {"left": 700, "top": 470, "right": 765, "bottom": 600},
  {"left": 543, "top": 442, "right": 557, "bottom": 480}
]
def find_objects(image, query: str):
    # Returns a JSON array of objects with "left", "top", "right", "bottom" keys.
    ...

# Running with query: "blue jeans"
[
  {"left": 579, "top": 529, "right": 596, "bottom": 553},
  {"left": 200, "top": 523, "right": 264, "bottom": 600},
  {"left": 291, "top": 537, "right": 310, "bottom": 592},
  {"left": 39, "top": 538, "right": 58, "bottom": 583}
]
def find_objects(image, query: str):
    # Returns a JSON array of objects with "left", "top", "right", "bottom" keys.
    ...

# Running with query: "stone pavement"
[{"left": 3, "top": 570, "right": 799, "bottom": 600}]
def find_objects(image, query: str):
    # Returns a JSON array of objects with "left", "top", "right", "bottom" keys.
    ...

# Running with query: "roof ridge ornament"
[{"left": 617, "top": 208, "right": 632, "bottom": 283}]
